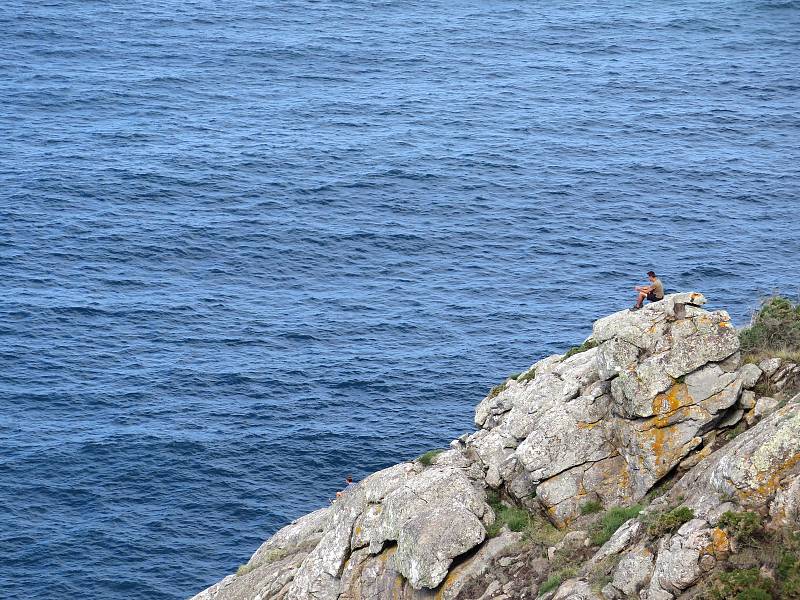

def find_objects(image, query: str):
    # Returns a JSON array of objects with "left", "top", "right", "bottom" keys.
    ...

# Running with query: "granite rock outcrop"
[{"left": 192, "top": 294, "right": 800, "bottom": 600}]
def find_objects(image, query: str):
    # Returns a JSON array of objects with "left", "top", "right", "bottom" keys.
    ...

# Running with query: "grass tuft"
[
  {"left": 589, "top": 504, "right": 643, "bottom": 546},
  {"left": 417, "top": 449, "right": 445, "bottom": 467},
  {"left": 517, "top": 368, "right": 537, "bottom": 383},
  {"left": 580, "top": 500, "right": 603, "bottom": 515},
  {"left": 564, "top": 339, "right": 599, "bottom": 360},
  {"left": 538, "top": 567, "right": 577, "bottom": 595},
  {"left": 486, "top": 381, "right": 508, "bottom": 400}
]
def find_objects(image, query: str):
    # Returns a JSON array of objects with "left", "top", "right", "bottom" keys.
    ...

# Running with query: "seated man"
[
  {"left": 335, "top": 475, "right": 356, "bottom": 500},
  {"left": 632, "top": 270, "right": 664, "bottom": 310}
]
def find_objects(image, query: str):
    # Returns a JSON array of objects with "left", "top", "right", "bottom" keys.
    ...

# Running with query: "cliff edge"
[{"left": 192, "top": 293, "right": 800, "bottom": 600}]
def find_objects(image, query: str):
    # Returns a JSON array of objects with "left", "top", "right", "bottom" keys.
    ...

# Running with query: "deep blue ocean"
[{"left": 2, "top": 1, "right": 799, "bottom": 598}]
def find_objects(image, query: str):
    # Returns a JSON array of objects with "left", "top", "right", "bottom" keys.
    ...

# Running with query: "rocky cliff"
[{"left": 192, "top": 293, "right": 800, "bottom": 600}]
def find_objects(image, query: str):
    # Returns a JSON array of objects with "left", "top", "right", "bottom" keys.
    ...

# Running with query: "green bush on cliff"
[
  {"left": 564, "top": 339, "right": 599, "bottom": 360},
  {"left": 580, "top": 500, "right": 603, "bottom": 515},
  {"left": 702, "top": 568, "right": 774, "bottom": 600},
  {"left": 740, "top": 296, "right": 800, "bottom": 361},
  {"left": 645, "top": 505, "right": 694, "bottom": 537},
  {"left": 589, "top": 504, "right": 643, "bottom": 546},
  {"left": 417, "top": 449, "right": 445, "bottom": 466},
  {"left": 718, "top": 511, "right": 763, "bottom": 545}
]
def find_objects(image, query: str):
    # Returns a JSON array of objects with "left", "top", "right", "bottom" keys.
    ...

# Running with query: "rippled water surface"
[{"left": 2, "top": 0, "right": 799, "bottom": 598}]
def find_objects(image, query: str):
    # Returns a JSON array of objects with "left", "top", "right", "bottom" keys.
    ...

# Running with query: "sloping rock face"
[
  {"left": 193, "top": 293, "right": 800, "bottom": 600},
  {"left": 466, "top": 292, "right": 741, "bottom": 525}
]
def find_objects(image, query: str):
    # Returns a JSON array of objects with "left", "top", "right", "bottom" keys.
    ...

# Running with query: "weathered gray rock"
[
  {"left": 739, "top": 363, "right": 763, "bottom": 389},
  {"left": 395, "top": 506, "right": 485, "bottom": 589},
  {"left": 669, "top": 397, "right": 800, "bottom": 518},
  {"left": 759, "top": 357, "right": 782, "bottom": 377},
  {"left": 646, "top": 519, "right": 729, "bottom": 598},
  {"left": 551, "top": 578, "right": 603, "bottom": 600},
  {"left": 754, "top": 396, "right": 780, "bottom": 419},
  {"left": 740, "top": 390, "right": 756, "bottom": 410},
  {"left": 606, "top": 547, "right": 654, "bottom": 598}
]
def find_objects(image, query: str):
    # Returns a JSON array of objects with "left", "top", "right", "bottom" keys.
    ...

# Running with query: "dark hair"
[
  {"left": 647, "top": 271, "right": 656, "bottom": 277},
  {"left": 346, "top": 475, "right": 353, "bottom": 482}
]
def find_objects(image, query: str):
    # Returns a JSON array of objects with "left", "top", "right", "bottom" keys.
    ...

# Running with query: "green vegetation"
[
  {"left": 702, "top": 568, "right": 773, "bottom": 600},
  {"left": 517, "top": 368, "right": 537, "bottom": 384},
  {"left": 580, "top": 499, "right": 603, "bottom": 515},
  {"left": 236, "top": 548, "right": 287, "bottom": 577},
  {"left": 539, "top": 567, "right": 577, "bottom": 595},
  {"left": 486, "top": 491, "right": 529, "bottom": 537},
  {"left": 486, "top": 381, "right": 508, "bottom": 400},
  {"left": 645, "top": 505, "right": 694, "bottom": 537},
  {"left": 417, "top": 449, "right": 445, "bottom": 467},
  {"left": 564, "top": 339, "right": 599, "bottom": 360},
  {"left": 525, "top": 512, "right": 564, "bottom": 546},
  {"left": 739, "top": 296, "right": 800, "bottom": 362},
  {"left": 718, "top": 511, "right": 763, "bottom": 546},
  {"left": 485, "top": 491, "right": 562, "bottom": 545},
  {"left": 589, "top": 504, "right": 643, "bottom": 546}
]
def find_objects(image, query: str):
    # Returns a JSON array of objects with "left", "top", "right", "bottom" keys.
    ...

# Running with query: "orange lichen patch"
[
  {"left": 718, "top": 321, "right": 731, "bottom": 328},
  {"left": 577, "top": 420, "right": 602, "bottom": 430},
  {"left": 743, "top": 452, "right": 800, "bottom": 503},
  {"left": 705, "top": 528, "right": 730, "bottom": 556},
  {"left": 651, "top": 384, "right": 691, "bottom": 419}
]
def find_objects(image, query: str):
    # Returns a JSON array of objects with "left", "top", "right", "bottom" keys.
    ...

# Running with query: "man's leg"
[{"left": 633, "top": 291, "right": 646, "bottom": 309}]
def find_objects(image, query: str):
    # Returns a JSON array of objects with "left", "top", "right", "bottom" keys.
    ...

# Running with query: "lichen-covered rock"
[
  {"left": 671, "top": 397, "right": 800, "bottom": 515},
  {"left": 646, "top": 519, "right": 729, "bottom": 598},
  {"left": 466, "top": 294, "right": 743, "bottom": 524},
  {"left": 739, "top": 363, "right": 763, "bottom": 389},
  {"left": 754, "top": 395, "right": 780, "bottom": 419},
  {"left": 551, "top": 578, "right": 603, "bottom": 599},
  {"left": 395, "top": 506, "right": 485, "bottom": 589},
  {"left": 606, "top": 547, "right": 654, "bottom": 598}
]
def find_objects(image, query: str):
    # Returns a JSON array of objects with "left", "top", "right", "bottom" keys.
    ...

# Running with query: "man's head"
[
  {"left": 346, "top": 475, "right": 353, "bottom": 483},
  {"left": 647, "top": 271, "right": 656, "bottom": 280}
]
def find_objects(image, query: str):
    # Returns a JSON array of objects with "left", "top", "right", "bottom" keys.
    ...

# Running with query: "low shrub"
[
  {"left": 718, "top": 511, "right": 763, "bottom": 546},
  {"left": 646, "top": 505, "right": 694, "bottom": 537},
  {"left": 740, "top": 296, "right": 800, "bottom": 360},
  {"left": 517, "top": 368, "right": 537, "bottom": 383},
  {"left": 564, "top": 339, "right": 599, "bottom": 360},
  {"left": 702, "top": 568, "right": 774, "bottom": 600},
  {"left": 589, "top": 504, "right": 643, "bottom": 546},
  {"left": 486, "top": 381, "right": 508, "bottom": 400},
  {"left": 417, "top": 449, "right": 445, "bottom": 467}
]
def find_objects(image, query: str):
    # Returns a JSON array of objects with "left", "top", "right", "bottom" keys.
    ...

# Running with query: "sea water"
[{"left": 1, "top": 1, "right": 799, "bottom": 598}]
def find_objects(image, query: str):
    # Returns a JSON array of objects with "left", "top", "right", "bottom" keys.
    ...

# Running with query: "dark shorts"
[{"left": 647, "top": 291, "right": 664, "bottom": 302}]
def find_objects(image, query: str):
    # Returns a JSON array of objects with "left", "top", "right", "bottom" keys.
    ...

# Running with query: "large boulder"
[{"left": 467, "top": 293, "right": 742, "bottom": 523}]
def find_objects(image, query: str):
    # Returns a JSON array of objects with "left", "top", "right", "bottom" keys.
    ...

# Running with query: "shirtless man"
[{"left": 632, "top": 271, "right": 664, "bottom": 310}]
